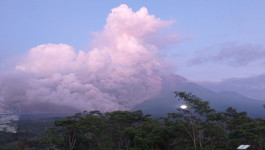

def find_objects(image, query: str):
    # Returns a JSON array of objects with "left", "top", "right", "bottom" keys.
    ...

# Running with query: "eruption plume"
[{"left": 0, "top": 4, "right": 176, "bottom": 114}]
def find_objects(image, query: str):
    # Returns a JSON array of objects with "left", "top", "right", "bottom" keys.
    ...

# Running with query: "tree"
[
  {"left": 105, "top": 110, "right": 150, "bottom": 150},
  {"left": 250, "top": 118, "right": 265, "bottom": 150},
  {"left": 39, "top": 96, "right": 264, "bottom": 150},
  {"left": 44, "top": 114, "right": 83, "bottom": 150},
  {"left": 125, "top": 118, "right": 172, "bottom": 150},
  {"left": 205, "top": 111, "right": 228, "bottom": 148},
  {"left": 167, "top": 91, "right": 215, "bottom": 150},
  {"left": 223, "top": 107, "right": 265, "bottom": 150},
  {"left": 77, "top": 110, "right": 112, "bottom": 150}
]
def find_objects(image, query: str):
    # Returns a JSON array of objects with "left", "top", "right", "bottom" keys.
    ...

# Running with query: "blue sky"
[{"left": 1, "top": 0, "right": 265, "bottom": 81}]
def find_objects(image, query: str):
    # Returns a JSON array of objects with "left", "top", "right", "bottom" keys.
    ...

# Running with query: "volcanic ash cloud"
[{"left": 0, "top": 4, "right": 176, "bottom": 113}]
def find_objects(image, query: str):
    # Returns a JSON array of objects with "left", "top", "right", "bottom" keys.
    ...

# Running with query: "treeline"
[
  {"left": 1, "top": 92, "right": 264, "bottom": 150},
  {"left": 37, "top": 92, "right": 265, "bottom": 150}
]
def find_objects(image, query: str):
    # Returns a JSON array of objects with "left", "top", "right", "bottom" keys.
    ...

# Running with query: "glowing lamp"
[
  {"left": 180, "top": 104, "right": 188, "bottom": 109},
  {"left": 237, "top": 145, "right": 250, "bottom": 149}
]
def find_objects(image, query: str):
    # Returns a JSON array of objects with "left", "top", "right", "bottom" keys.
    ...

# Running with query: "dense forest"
[{"left": 0, "top": 92, "right": 264, "bottom": 150}]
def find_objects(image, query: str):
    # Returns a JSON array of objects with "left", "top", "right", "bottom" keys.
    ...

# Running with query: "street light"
[
  {"left": 237, "top": 145, "right": 250, "bottom": 149},
  {"left": 180, "top": 104, "right": 188, "bottom": 110}
]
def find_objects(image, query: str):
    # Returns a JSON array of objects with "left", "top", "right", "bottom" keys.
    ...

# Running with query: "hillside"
[{"left": 133, "top": 74, "right": 265, "bottom": 118}]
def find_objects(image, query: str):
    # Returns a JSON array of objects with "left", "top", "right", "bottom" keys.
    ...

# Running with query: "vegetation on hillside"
[{"left": 0, "top": 92, "right": 264, "bottom": 150}]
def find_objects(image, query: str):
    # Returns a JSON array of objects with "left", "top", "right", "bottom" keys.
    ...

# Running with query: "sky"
[
  {"left": 0, "top": 0, "right": 265, "bottom": 81},
  {"left": 0, "top": 1, "right": 265, "bottom": 113},
  {"left": 1, "top": 0, "right": 265, "bottom": 81}
]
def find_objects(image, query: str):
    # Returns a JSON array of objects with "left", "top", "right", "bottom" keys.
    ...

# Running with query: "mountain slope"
[{"left": 133, "top": 74, "right": 265, "bottom": 118}]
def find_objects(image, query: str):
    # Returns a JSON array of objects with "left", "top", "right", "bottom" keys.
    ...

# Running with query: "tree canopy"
[{"left": 1, "top": 91, "right": 264, "bottom": 150}]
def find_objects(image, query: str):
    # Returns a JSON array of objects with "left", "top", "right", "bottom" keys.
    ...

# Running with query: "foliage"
[{"left": 1, "top": 92, "right": 264, "bottom": 150}]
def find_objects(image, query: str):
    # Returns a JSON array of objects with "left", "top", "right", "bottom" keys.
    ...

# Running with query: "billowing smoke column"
[{"left": 0, "top": 4, "right": 175, "bottom": 114}]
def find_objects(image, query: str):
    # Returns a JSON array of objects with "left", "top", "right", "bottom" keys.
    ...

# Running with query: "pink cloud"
[
  {"left": 188, "top": 43, "right": 265, "bottom": 67},
  {"left": 0, "top": 4, "right": 177, "bottom": 113}
]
